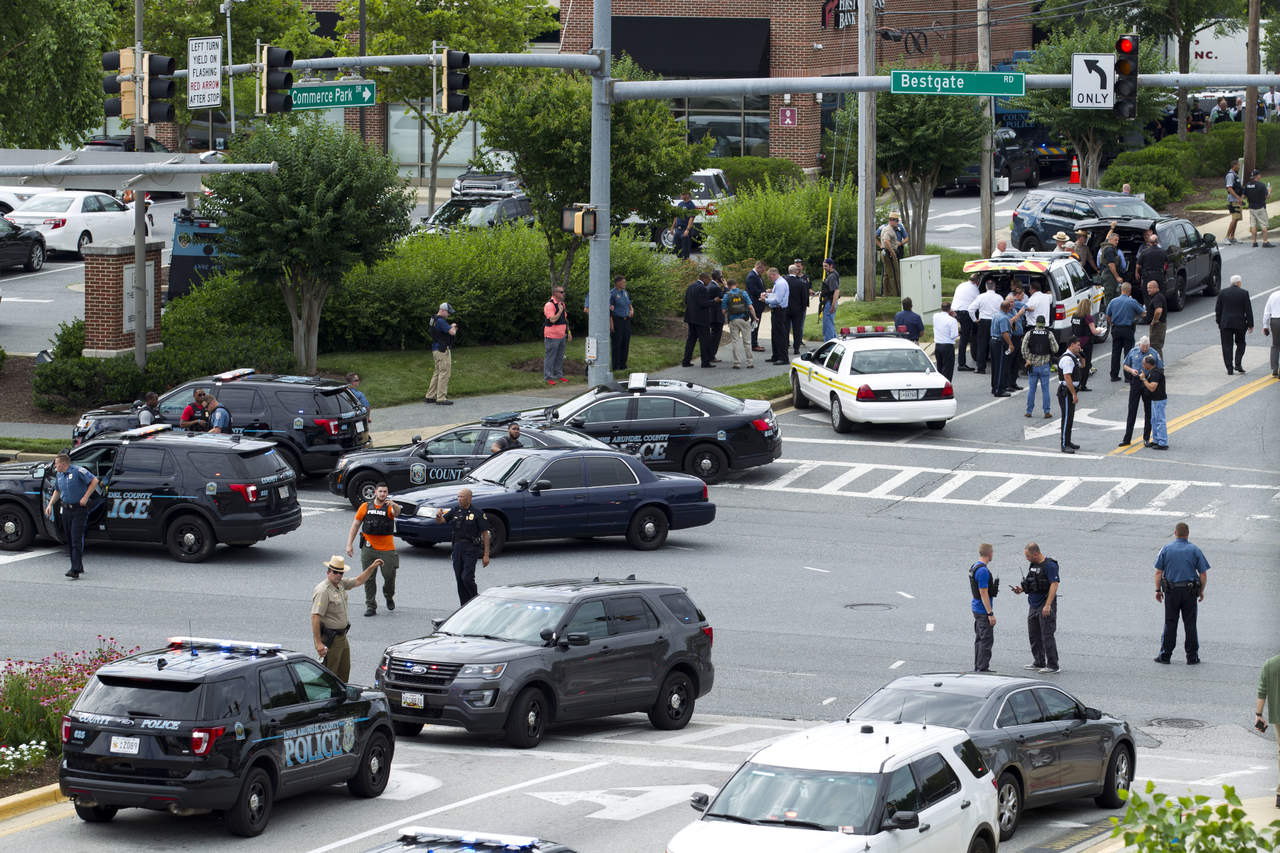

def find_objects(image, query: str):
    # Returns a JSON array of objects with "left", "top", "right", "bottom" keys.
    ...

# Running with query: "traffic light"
[
  {"left": 1113, "top": 33, "right": 1139, "bottom": 119},
  {"left": 258, "top": 45, "right": 294, "bottom": 114},
  {"left": 103, "top": 50, "right": 136, "bottom": 122},
  {"left": 441, "top": 49, "right": 470, "bottom": 113},
  {"left": 140, "top": 52, "right": 176, "bottom": 123}
]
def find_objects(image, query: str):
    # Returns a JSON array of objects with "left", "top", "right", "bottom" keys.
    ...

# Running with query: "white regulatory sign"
[
  {"left": 187, "top": 37, "right": 223, "bottom": 110},
  {"left": 1071, "top": 52, "right": 1113, "bottom": 110}
]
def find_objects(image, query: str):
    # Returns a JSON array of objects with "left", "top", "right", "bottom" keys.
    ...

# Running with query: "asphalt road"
[{"left": 926, "top": 177, "right": 1072, "bottom": 251}]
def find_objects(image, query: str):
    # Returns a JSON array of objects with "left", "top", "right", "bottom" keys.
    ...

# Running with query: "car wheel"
[
  {"left": 648, "top": 671, "right": 695, "bottom": 730},
  {"left": 23, "top": 243, "right": 44, "bottom": 272},
  {"left": 968, "top": 835, "right": 993, "bottom": 853},
  {"left": 0, "top": 505, "right": 35, "bottom": 550},
  {"left": 1019, "top": 235, "right": 1042, "bottom": 252},
  {"left": 659, "top": 227, "right": 677, "bottom": 252},
  {"left": 226, "top": 767, "right": 273, "bottom": 837},
  {"left": 504, "top": 687, "right": 548, "bottom": 748},
  {"left": 1026, "top": 163, "right": 1040, "bottom": 188},
  {"left": 791, "top": 372, "right": 811, "bottom": 409},
  {"left": 166, "top": 514, "right": 215, "bottom": 563},
  {"left": 1204, "top": 262, "right": 1221, "bottom": 296},
  {"left": 486, "top": 514, "right": 507, "bottom": 556},
  {"left": 684, "top": 444, "right": 728, "bottom": 483},
  {"left": 347, "top": 472, "right": 378, "bottom": 508},
  {"left": 626, "top": 506, "right": 669, "bottom": 550},
  {"left": 1170, "top": 276, "right": 1187, "bottom": 312},
  {"left": 926, "top": 420, "right": 946, "bottom": 430},
  {"left": 1095, "top": 744, "right": 1133, "bottom": 808},
  {"left": 74, "top": 803, "right": 117, "bottom": 823},
  {"left": 996, "top": 771, "right": 1022, "bottom": 841},
  {"left": 830, "top": 395, "right": 852, "bottom": 433},
  {"left": 392, "top": 720, "right": 423, "bottom": 738},
  {"left": 76, "top": 231, "right": 92, "bottom": 259},
  {"left": 347, "top": 732, "right": 392, "bottom": 798}
]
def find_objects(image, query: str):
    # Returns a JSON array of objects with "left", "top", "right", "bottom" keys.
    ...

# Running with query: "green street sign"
[
  {"left": 890, "top": 70, "right": 1025, "bottom": 97},
  {"left": 290, "top": 80, "right": 377, "bottom": 111}
]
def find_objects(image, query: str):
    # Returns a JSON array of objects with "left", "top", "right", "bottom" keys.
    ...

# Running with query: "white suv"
[
  {"left": 667, "top": 720, "right": 1000, "bottom": 853},
  {"left": 962, "top": 252, "right": 1108, "bottom": 346}
]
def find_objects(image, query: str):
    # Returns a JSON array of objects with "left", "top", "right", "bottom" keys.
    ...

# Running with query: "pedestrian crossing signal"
[{"left": 561, "top": 206, "right": 597, "bottom": 237}]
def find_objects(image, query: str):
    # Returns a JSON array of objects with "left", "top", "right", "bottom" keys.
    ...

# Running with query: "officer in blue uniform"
[
  {"left": 1105, "top": 282, "right": 1144, "bottom": 381},
  {"left": 970, "top": 543, "right": 998, "bottom": 672},
  {"left": 435, "top": 487, "right": 491, "bottom": 606},
  {"left": 1012, "top": 543, "right": 1060, "bottom": 674},
  {"left": 1153, "top": 522, "right": 1210, "bottom": 665},
  {"left": 205, "top": 393, "right": 232, "bottom": 434},
  {"left": 45, "top": 452, "right": 100, "bottom": 579}
]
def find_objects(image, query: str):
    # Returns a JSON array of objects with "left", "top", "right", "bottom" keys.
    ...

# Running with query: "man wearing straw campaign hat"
[{"left": 311, "top": 555, "right": 382, "bottom": 681}]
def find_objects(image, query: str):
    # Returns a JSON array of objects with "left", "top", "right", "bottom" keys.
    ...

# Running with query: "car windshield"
[
  {"left": 1094, "top": 197, "right": 1160, "bottom": 218},
  {"left": 848, "top": 348, "right": 936, "bottom": 375},
  {"left": 18, "top": 195, "right": 74, "bottom": 213},
  {"left": 439, "top": 594, "right": 567, "bottom": 644},
  {"left": 848, "top": 687, "right": 985, "bottom": 729},
  {"left": 465, "top": 451, "right": 546, "bottom": 487},
  {"left": 540, "top": 427, "right": 611, "bottom": 449},
  {"left": 705, "top": 762, "right": 881, "bottom": 833},
  {"left": 548, "top": 388, "right": 604, "bottom": 420},
  {"left": 430, "top": 198, "right": 504, "bottom": 228}
]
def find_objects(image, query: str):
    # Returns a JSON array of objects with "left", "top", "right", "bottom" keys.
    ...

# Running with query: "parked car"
[
  {"left": 1011, "top": 188, "right": 1160, "bottom": 252},
  {"left": 961, "top": 252, "right": 1106, "bottom": 346},
  {"left": 622, "top": 168, "right": 734, "bottom": 251},
  {"left": 1075, "top": 216, "right": 1221, "bottom": 311},
  {"left": 946, "top": 127, "right": 1040, "bottom": 193},
  {"left": 0, "top": 217, "right": 46, "bottom": 273},
  {"left": 0, "top": 185, "right": 56, "bottom": 216},
  {"left": 416, "top": 191, "right": 533, "bottom": 236},
  {"left": 5, "top": 190, "right": 140, "bottom": 257},
  {"left": 81, "top": 133, "right": 171, "bottom": 153}
]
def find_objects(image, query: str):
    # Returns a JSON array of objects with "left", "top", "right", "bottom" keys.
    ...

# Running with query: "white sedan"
[
  {"left": 5, "top": 191, "right": 138, "bottom": 257},
  {"left": 790, "top": 329, "right": 957, "bottom": 432}
]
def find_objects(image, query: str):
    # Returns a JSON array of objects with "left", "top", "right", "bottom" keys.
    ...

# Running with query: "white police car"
[
  {"left": 667, "top": 720, "right": 1000, "bottom": 853},
  {"left": 790, "top": 327, "right": 957, "bottom": 433}
]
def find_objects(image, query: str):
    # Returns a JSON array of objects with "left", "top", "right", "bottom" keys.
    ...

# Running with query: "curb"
[
  {"left": 0, "top": 783, "right": 68, "bottom": 822},
  {"left": 0, "top": 452, "right": 54, "bottom": 462}
]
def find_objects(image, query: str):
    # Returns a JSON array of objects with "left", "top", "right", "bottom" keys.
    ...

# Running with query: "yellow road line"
[
  {"left": 1111, "top": 374, "right": 1278, "bottom": 456},
  {"left": 0, "top": 804, "right": 74, "bottom": 840}
]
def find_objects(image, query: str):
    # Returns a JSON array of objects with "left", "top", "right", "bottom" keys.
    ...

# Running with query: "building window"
[
  {"left": 387, "top": 101, "right": 480, "bottom": 184},
  {"left": 670, "top": 92, "right": 768, "bottom": 158}
]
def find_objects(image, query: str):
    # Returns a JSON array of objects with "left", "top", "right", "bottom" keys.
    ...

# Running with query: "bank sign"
[{"left": 821, "top": 0, "right": 885, "bottom": 29}]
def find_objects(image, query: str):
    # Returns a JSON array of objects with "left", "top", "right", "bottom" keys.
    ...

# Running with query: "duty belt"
[{"left": 1163, "top": 580, "right": 1198, "bottom": 589}]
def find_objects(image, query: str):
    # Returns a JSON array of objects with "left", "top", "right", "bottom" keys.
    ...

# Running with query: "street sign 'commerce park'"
[
  {"left": 289, "top": 80, "right": 377, "bottom": 111},
  {"left": 890, "top": 70, "right": 1025, "bottom": 97}
]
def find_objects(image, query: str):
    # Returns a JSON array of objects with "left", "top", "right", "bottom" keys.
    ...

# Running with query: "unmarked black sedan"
[
  {"left": 0, "top": 216, "right": 45, "bottom": 273},
  {"left": 848, "top": 673, "right": 1134, "bottom": 841},
  {"left": 392, "top": 447, "right": 716, "bottom": 552}
]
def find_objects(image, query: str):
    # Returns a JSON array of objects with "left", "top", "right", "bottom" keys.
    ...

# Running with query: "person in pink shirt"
[{"left": 543, "top": 285, "right": 572, "bottom": 384}]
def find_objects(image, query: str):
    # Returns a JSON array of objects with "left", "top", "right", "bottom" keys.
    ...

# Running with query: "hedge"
[
  {"left": 715, "top": 156, "right": 806, "bottom": 193},
  {"left": 702, "top": 178, "right": 859, "bottom": 272},
  {"left": 1099, "top": 164, "right": 1191, "bottom": 209}
]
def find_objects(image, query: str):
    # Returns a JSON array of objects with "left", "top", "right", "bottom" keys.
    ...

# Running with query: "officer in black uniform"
[
  {"left": 435, "top": 487, "right": 491, "bottom": 606},
  {"left": 136, "top": 392, "right": 161, "bottom": 425},
  {"left": 1011, "top": 543, "right": 1061, "bottom": 674}
]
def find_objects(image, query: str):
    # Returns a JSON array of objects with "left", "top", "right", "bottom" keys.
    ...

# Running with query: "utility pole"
[
  {"left": 856, "top": 0, "right": 876, "bottom": 301},
  {"left": 133, "top": 0, "right": 147, "bottom": 369},
  {"left": 977, "top": 0, "right": 993, "bottom": 257},
  {"left": 585, "top": 0, "right": 612, "bottom": 386},
  {"left": 1245, "top": 0, "right": 1260, "bottom": 174},
  {"left": 359, "top": 0, "right": 367, "bottom": 144},
  {"left": 222, "top": 0, "right": 236, "bottom": 134}
]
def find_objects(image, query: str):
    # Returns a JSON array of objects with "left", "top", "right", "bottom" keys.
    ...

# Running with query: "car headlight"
[
  {"left": 336, "top": 458, "right": 350, "bottom": 469},
  {"left": 416, "top": 505, "right": 439, "bottom": 518},
  {"left": 458, "top": 662, "right": 506, "bottom": 679}
]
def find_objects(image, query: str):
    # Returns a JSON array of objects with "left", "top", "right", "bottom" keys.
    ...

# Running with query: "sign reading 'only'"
[{"left": 890, "top": 70, "right": 1025, "bottom": 97}]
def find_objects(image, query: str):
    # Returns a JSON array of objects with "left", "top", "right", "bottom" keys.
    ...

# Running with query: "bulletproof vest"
[
  {"left": 1062, "top": 353, "right": 1083, "bottom": 383},
  {"left": 1028, "top": 328, "right": 1052, "bottom": 356},
  {"left": 543, "top": 301, "right": 566, "bottom": 328},
  {"left": 1021, "top": 559, "right": 1056, "bottom": 595},
  {"left": 969, "top": 561, "right": 999, "bottom": 600},
  {"left": 430, "top": 317, "right": 452, "bottom": 348},
  {"left": 362, "top": 502, "right": 393, "bottom": 536},
  {"left": 726, "top": 290, "right": 750, "bottom": 316}
]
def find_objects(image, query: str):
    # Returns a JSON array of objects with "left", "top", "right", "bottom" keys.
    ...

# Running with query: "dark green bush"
[
  {"left": 49, "top": 319, "right": 85, "bottom": 360},
  {"left": 702, "top": 178, "right": 859, "bottom": 272},
  {"left": 33, "top": 352, "right": 146, "bottom": 413},
  {"left": 716, "top": 157, "right": 806, "bottom": 193},
  {"left": 1098, "top": 164, "right": 1190, "bottom": 209},
  {"left": 1200, "top": 124, "right": 1248, "bottom": 175}
]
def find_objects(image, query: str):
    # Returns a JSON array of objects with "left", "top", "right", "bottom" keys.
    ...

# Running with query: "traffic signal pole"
[
  {"left": 133, "top": 0, "right": 147, "bottom": 369},
  {"left": 586, "top": 0, "right": 612, "bottom": 388}
]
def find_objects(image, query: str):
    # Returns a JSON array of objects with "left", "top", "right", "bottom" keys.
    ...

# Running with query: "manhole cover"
[
  {"left": 844, "top": 603, "right": 896, "bottom": 612},
  {"left": 1149, "top": 717, "right": 1206, "bottom": 729}
]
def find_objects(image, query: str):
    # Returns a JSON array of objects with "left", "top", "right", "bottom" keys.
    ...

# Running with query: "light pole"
[{"left": 220, "top": 0, "right": 248, "bottom": 134}]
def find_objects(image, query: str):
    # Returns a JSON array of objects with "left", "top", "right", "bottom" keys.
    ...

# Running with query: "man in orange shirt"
[
  {"left": 543, "top": 285, "right": 572, "bottom": 385},
  {"left": 345, "top": 482, "right": 401, "bottom": 617}
]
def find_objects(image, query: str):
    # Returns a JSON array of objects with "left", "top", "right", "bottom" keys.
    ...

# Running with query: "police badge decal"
[{"left": 342, "top": 719, "right": 356, "bottom": 753}]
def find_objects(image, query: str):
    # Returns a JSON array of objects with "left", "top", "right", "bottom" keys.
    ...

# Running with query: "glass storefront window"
[
  {"left": 672, "top": 93, "right": 769, "bottom": 158},
  {"left": 388, "top": 103, "right": 480, "bottom": 183}
]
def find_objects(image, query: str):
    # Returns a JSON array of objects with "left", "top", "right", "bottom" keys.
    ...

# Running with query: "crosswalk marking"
[
  {"left": 922, "top": 471, "right": 975, "bottom": 501},
  {"left": 980, "top": 475, "right": 1031, "bottom": 504},
  {"left": 1034, "top": 477, "right": 1081, "bottom": 506},
  {"left": 1146, "top": 482, "right": 1189, "bottom": 511},
  {"left": 864, "top": 468, "right": 921, "bottom": 498},
  {"left": 1088, "top": 479, "right": 1140, "bottom": 510},
  {"left": 759, "top": 461, "right": 821, "bottom": 490},
  {"left": 816, "top": 464, "right": 872, "bottom": 493}
]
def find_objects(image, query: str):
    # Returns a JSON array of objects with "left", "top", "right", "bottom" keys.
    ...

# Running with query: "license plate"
[
  {"left": 110, "top": 736, "right": 140, "bottom": 755},
  {"left": 278, "top": 485, "right": 290, "bottom": 499},
  {"left": 355, "top": 422, "right": 364, "bottom": 433},
  {"left": 402, "top": 692, "right": 424, "bottom": 709},
  {"left": 896, "top": 389, "right": 922, "bottom": 400}
]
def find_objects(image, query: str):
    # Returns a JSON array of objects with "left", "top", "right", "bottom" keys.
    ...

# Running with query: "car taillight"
[
  {"left": 701, "top": 484, "right": 708, "bottom": 501},
  {"left": 856, "top": 384, "right": 876, "bottom": 401},
  {"left": 313, "top": 418, "right": 340, "bottom": 437},
  {"left": 43, "top": 218, "right": 66, "bottom": 229},
  {"left": 751, "top": 418, "right": 770, "bottom": 432},
  {"left": 1053, "top": 303, "right": 1065, "bottom": 321},
  {"left": 941, "top": 382, "right": 954, "bottom": 399},
  {"left": 228, "top": 483, "right": 259, "bottom": 502},
  {"left": 61, "top": 715, "right": 72, "bottom": 744},
  {"left": 702, "top": 626, "right": 713, "bottom": 646},
  {"left": 191, "top": 726, "right": 225, "bottom": 756}
]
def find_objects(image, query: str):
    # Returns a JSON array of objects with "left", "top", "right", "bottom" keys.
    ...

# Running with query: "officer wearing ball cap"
[
  {"left": 311, "top": 554, "right": 381, "bottom": 681},
  {"left": 425, "top": 302, "right": 457, "bottom": 406}
]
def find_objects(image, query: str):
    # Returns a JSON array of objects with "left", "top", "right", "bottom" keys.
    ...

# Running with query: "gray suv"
[{"left": 375, "top": 578, "right": 715, "bottom": 748}]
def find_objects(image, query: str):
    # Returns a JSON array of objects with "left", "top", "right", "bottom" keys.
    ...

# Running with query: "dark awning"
[{"left": 612, "top": 17, "right": 769, "bottom": 78}]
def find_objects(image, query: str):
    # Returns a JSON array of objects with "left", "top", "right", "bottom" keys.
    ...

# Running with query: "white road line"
[
  {"left": 1144, "top": 482, "right": 1190, "bottom": 511},
  {"left": 656, "top": 723, "right": 751, "bottom": 745},
  {"left": 889, "top": 660, "right": 905, "bottom": 669},
  {"left": 803, "top": 565, "right": 831, "bottom": 573},
  {"left": 896, "top": 590, "right": 914, "bottom": 599},
  {"left": 736, "top": 668, "right": 820, "bottom": 678},
  {"left": 979, "top": 475, "right": 1031, "bottom": 504},
  {"left": 297, "top": 498, "right": 347, "bottom": 506},
  {"left": 666, "top": 545, "right": 693, "bottom": 551},
  {"left": 816, "top": 464, "right": 872, "bottom": 493},
  {"left": 947, "top": 395, "right": 1014, "bottom": 422},
  {"left": 3, "top": 297, "right": 54, "bottom": 303},
  {"left": 822, "top": 697, "right": 837, "bottom": 705},
  {"left": 921, "top": 472, "right": 976, "bottom": 501},
  {"left": 1087, "top": 478, "right": 1141, "bottom": 510},
  {"left": 926, "top": 623, "right": 935, "bottom": 631},
  {"left": 863, "top": 468, "right": 923, "bottom": 498},
  {"left": 1034, "top": 477, "right": 1082, "bottom": 506},
  {"left": 0, "top": 547, "right": 61, "bottom": 566},
  {"left": 784, "top": 435, "right": 1103, "bottom": 460},
  {"left": 1168, "top": 284, "right": 1280, "bottom": 333},
  {"left": 759, "top": 461, "right": 821, "bottom": 490},
  {"left": 1, "top": 265, "right": 78, "bottom": 282},
  {"left": 300, "top": 508, "right": 343, "bottom": 518}
]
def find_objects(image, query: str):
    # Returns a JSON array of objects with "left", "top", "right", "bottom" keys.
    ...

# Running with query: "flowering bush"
[
  {"left": 0, "top": 636, "right": 138, "bottom": 755},
  {"left": 0, "top": 740, "right": 48, "bottom": 778}
]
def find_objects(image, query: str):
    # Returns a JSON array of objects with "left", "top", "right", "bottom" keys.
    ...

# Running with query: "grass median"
[{"left": 0, "top": 438, "right": 70, "bottom": 455}]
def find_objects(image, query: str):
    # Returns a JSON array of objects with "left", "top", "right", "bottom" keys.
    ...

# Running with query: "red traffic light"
[{"left": 1116, "top": 36, "right": 1136, "bottom": 54}]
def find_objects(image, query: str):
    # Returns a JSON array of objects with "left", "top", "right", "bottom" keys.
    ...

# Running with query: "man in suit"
[
  {"left": 682, "top": 272, "right": 715, "bottom": 368},
  {"left": 745, "top": 260, "right": 768, "bottom": 352},
  {"left": 786, "top": 261, "right": 811, "bottom": 354},
  {"left": 1215, "top": 274, "right": 1255, "bottom": 375}
]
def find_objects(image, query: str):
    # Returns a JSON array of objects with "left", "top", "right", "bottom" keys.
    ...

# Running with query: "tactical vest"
[
  {"left": 1028, "top": 328, "right": 1053, "bottom": 356},
  {"left": 969, "top": 561, "right": 999, "bottom": 600},
  {"left": 726, "top": 290, "right": 750, "bottom": 317},
  {"left": 362, "top": 502, "right": 393, "bottom": 536},
  {"left": 1021, "top": 559, "right": 1057, "bottom": 595},
  {"left": 430, "top": 317, "right": 452, "bottom": 350},
  {"left": 544, "top": 301, "right": 566, "bottom": 329}
]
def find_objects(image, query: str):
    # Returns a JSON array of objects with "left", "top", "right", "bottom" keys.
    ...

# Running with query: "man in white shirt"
[
  {"left": 932, "top": 301, "right": 960, "bottom": 381},
  {"left": 990, "top": 239, "right": 1008, "bottom": 257},
  {"left": 951, "top": 274, "right": 981, "bottom": 371},
  {"left": 972, "top": 280, "right": 1005, "bottom": 374},
  {"left": 1263, "top": 288, "right": 1280, "bottom": 377},
  {"left": 1026, "top": 281, "right": 1054, "bottom": 326}
]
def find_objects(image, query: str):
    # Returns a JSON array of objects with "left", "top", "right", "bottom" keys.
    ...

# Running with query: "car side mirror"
[
  {"left": 539, "top": 627, "right": 556, "bottom": 644},
  {"left": 1202, "top": 233, "right": 1216, "bottom": 245},
  {"left": 690, "top": 791, "right": 710, "bottom": 812},
  {"left": 883, "top": 810, "right": 919, "bottom": 831},
  {"left": 345, "top": 684, "right": 362, "bottom": 701},
  {"left": 412, "top": 435, "right": 422, "bottom": 444},
  {"left": 1084, "top": 706, "right": 1102, "bottom": 720},
  {"left": 800, "top": 351, "right": 814, "bottom": 361},
  {"left": 568, "top": 417, "right": 585, "bottom": 429},
  {"left": 566, "top": 632, "right": 590, "bottom": 646},
  {"left": 431, "top": 618, "right": 445, "bottom": 632},
  {"left": 531, "top": 479, "right": 552, "bottom": 494}
]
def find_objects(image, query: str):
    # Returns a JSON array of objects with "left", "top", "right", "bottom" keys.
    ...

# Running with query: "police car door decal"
[{"left": 280, "top": 717, "right": 357, "bottom": 767}]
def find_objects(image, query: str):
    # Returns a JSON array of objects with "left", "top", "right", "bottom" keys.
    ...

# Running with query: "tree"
[
  {"left": 0, "top": 1, "right": 113, "bottom": 148},
  {"left": 337, "top": 0, "right": 559, "bottom": 214},
  {"left": 202, "top": 117, "right": 413, "bottom": 372},
  {"left": 471, "top": 57, "right": 711, "bottom": 289},
  {"left": 1015, "top": 25, "right": 1167, "bottom": 187}
]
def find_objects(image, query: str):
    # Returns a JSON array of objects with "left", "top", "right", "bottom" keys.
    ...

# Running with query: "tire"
[
  {"left": 996, "top": 771, "right": 1023, "bottom": 841},
  {"left": 504, "top": 687, "right": 549, "bottom": 748},
  {"left": 968, "top": 835, "right": 993, "bottom": 853},
  {"left": 1019, "top": 235, "right": 1042, "bottom": 252},
  {"left": 0, "top": 504, "right": 35, "bottom": 550},
  {"left": 347, "top": 472, "right": 379, "bottom": 508},
  {"left": 659, "top": 227, "right": 677, "bottom": 252},
  {"left": 1095, "top": 744, "right": 1133, "bottom": 808},
  {"left": 1204, "top": 262, "right": 1221, "bottom": 296},
  {"left": 791, "top": 372, "right": 811, "bottom": 409},
  {"left": 347, "top": 732, "right": 392, "bottom": 798},
  {"left": 1169, "top": 276, "right": 1187, "bottom": 312},
  {"left": 626, "top": 505, "right": 669, "bottom": 550},
  {"left": 648, "top": 671, "right": 695, "bottom": 730},
  {"left": 166, "top": 514, "right": 216, "bottom": 563},
  {"left": 392, "top": 720, "right": 423, "bottom": 738},
  {"left": 23, "top": 243, "right": 44, "bottom": 272},
  {"left": 926, "top": 420, "right": 946, "bottom": 430},
  {"left": 226, "top": 767, "right": 273, "bottom": 837},
  {"left": 830, "top": 395, "right": 852, "bottom": 433},
  {"left": 74, "top": 803, "right": 117, "bottom": 823},
  {"left": 1025, "top": 163, "right": 1040, "bottom": 188},
  {"left": 76, "top": 231, "right": 92, "bottom": 259},
  {"left": 486, "top": 514, "right": 507, "bottom": 556},
  {"left": 684, "top": 444, "right": 728, "bottom": 483}
]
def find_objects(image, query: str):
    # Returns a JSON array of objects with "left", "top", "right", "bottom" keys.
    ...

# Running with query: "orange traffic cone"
[{"left": 1068, "top": 156, "right": 1080, "bottom": 185}]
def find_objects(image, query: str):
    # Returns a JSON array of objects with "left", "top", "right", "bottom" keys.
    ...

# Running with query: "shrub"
[
  {"left": 0, "top": 741, "right": 47, "bottom": 778},
  {"left": 716, "top": 156, "right": 806, "bottom": 193},
  {"left": 1200, "top": 123, "right": 1249, "bottom": 175},
  {"left": 49, "top": 318, "right": 85, "bottom": 360},
  {"left": 703, "top": 178, "right": 859, "bottom": 272},
  {"left": 1099, "top": 164, "right": 1191, "bottom": 209},
  {"left": 1111, "top": 781, "right": 1280, "bottom": 851},
  {"left": 33, "top": 351, "right": 145, "bottom": 413}
]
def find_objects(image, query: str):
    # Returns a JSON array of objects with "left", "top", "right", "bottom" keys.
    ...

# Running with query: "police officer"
[
  {"left": 179, "top": 387, "right": 209, "bottom": 431},
  {"left": 45, "top": 452, "right": 99, "bottom": 580},
  {"left": 435, "top": 488, "right": 491, "bottom": 606},
  {"left": 137, "top": 391, "right": 161, "bottom": 426},
  {"left": 1012, "top": 543, "right": 1060, "bottom": 674},
  {"left": 970, "top": 543, "right": 998, "bottom": 672},
  {"left": 1153, "top": 522, "right": 1210, "bottom": 665},
  {"left": 204, "top": 393, "right": 232, "bottom": 434},
  {"left": 345, "top": 482, "right": 401, "bottom": 617},
  {"left": 490, "top": 423, "right": 523, "bottom": 454},
  {"left": 311, "top": 555, "right": 381, "bottom": 681},
  {"left": 1058, "top": 338, "right": 1083, "bottom": 453}
]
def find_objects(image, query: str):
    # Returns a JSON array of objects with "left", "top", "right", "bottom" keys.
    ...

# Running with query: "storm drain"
[
  {"left": 844, "top": 603, "right": 897, "bottom": 612},
  {"left": 1149, "top": 717, "right": 1206, "bottom": 729}
]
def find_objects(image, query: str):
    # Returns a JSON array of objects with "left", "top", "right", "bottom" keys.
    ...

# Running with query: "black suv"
[
  {"left": 1075, "top": 216, "right": 1221, "bottom": 311},
  {"left": 73, "top": 368, "right": 371, "bottom": 475},
  {"left": 1011, "top": 188, "right": 1161, "bottom": 252},
  {"left": 417, "top": 191, "right": 534, "bottom": 235},
  {"left": 0, "top": 425, "right": 301, "bottom": 562},
  {"left": 60, "top": 636, "right": 395, "bottom": 837},
  {"left": 376, "top": 578, "right": 715, "bottom": 748},
  {"left": 946, "top": 127, "right": 1040, "bottom": 193}
]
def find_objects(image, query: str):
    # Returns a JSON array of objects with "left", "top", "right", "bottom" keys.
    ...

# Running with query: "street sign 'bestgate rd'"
[
  {"left": 890, "top": 70, "right": 1025, "bottom": 97},
  {"left": 290, "top": 80, "right": 377, "bottom": 110}
]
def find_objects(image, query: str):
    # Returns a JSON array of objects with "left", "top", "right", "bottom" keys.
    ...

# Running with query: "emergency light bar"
[
  {"left": 167, "top": 636, "right": 283, "bottom": 655},
  {"left": 214, "top": 368, "right": 256, "bottom": 381},
  {"left": 395, "top": 826, "right": 547, "bottom": 849},
  {"left": 120, "top": 424, "right": 174, "bottom": 438},
  {"left": 626, "top": 372, "right": 648, "bottom": 391}
]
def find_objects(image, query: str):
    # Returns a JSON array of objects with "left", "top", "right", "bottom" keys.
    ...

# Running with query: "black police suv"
[
  {"left": 0, "top": 425, "right": 301, "bottom": 562},
  {"left": 376, "top": 578, "right": 714, "bottom": 748},
  {"left": 946, "top": 127, "right": 1041, "bottom": 193},
  {"left": 60, "top": 636, "right": 395, "bottom": 837},
  {"left": 73, "top": 368, "right": 371, "bottom": 475},
  {"left": 503, "top": 374, "right": 782, "bottom": 483},
  {"left": 1075, "top": 216, "right": 1221, "bottom": 311},
  {"left": 328, "top": 422, "right": 611, "bottom": 508},
  {"left": 1011, "top": 187, "right": 1161, "bottom": 252},
  {"left": 363, "top": 826, "right": 576, "bottom": 853}
]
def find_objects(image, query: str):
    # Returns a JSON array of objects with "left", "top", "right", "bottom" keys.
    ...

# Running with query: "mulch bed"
[
  {"left": 0, "top": 356, "right": 73, "bottom": 426},
  {"left": 511, "top": 357, "right": 589, "bottom": 375},
  {"left": 0, "top": 757, "right": 60, "bottom": 799}
]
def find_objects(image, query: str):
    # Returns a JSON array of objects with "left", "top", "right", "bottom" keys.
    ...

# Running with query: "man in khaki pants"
[{"left": 424, "top": 302, "right": 456, "bottom": 406}]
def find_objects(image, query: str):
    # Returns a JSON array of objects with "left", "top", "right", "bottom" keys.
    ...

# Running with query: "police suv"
[
  {"left": 60, "top": 636, "right": 395, "bottom": 837},
  {"left": 0, "top": 425, "right": 301, "bottom": 562}
]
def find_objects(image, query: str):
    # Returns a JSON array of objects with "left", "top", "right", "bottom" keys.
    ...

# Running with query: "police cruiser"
[
  {"left": 60, "top": 636, "right": 395, "bottom": 837},
  {"left": 0, "top": 424, "right": 301, "bottom": 562},
  {"left": 362, "top": 826, "right": 577, "bottom": 852}
]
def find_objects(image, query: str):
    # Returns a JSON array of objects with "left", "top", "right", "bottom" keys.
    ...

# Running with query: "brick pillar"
[
  {"left": 768, "top": 95, "right": 822, "bottom": 172},
  {"left": 82, "top": 241, "right": 166, "bottom": 358}
]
